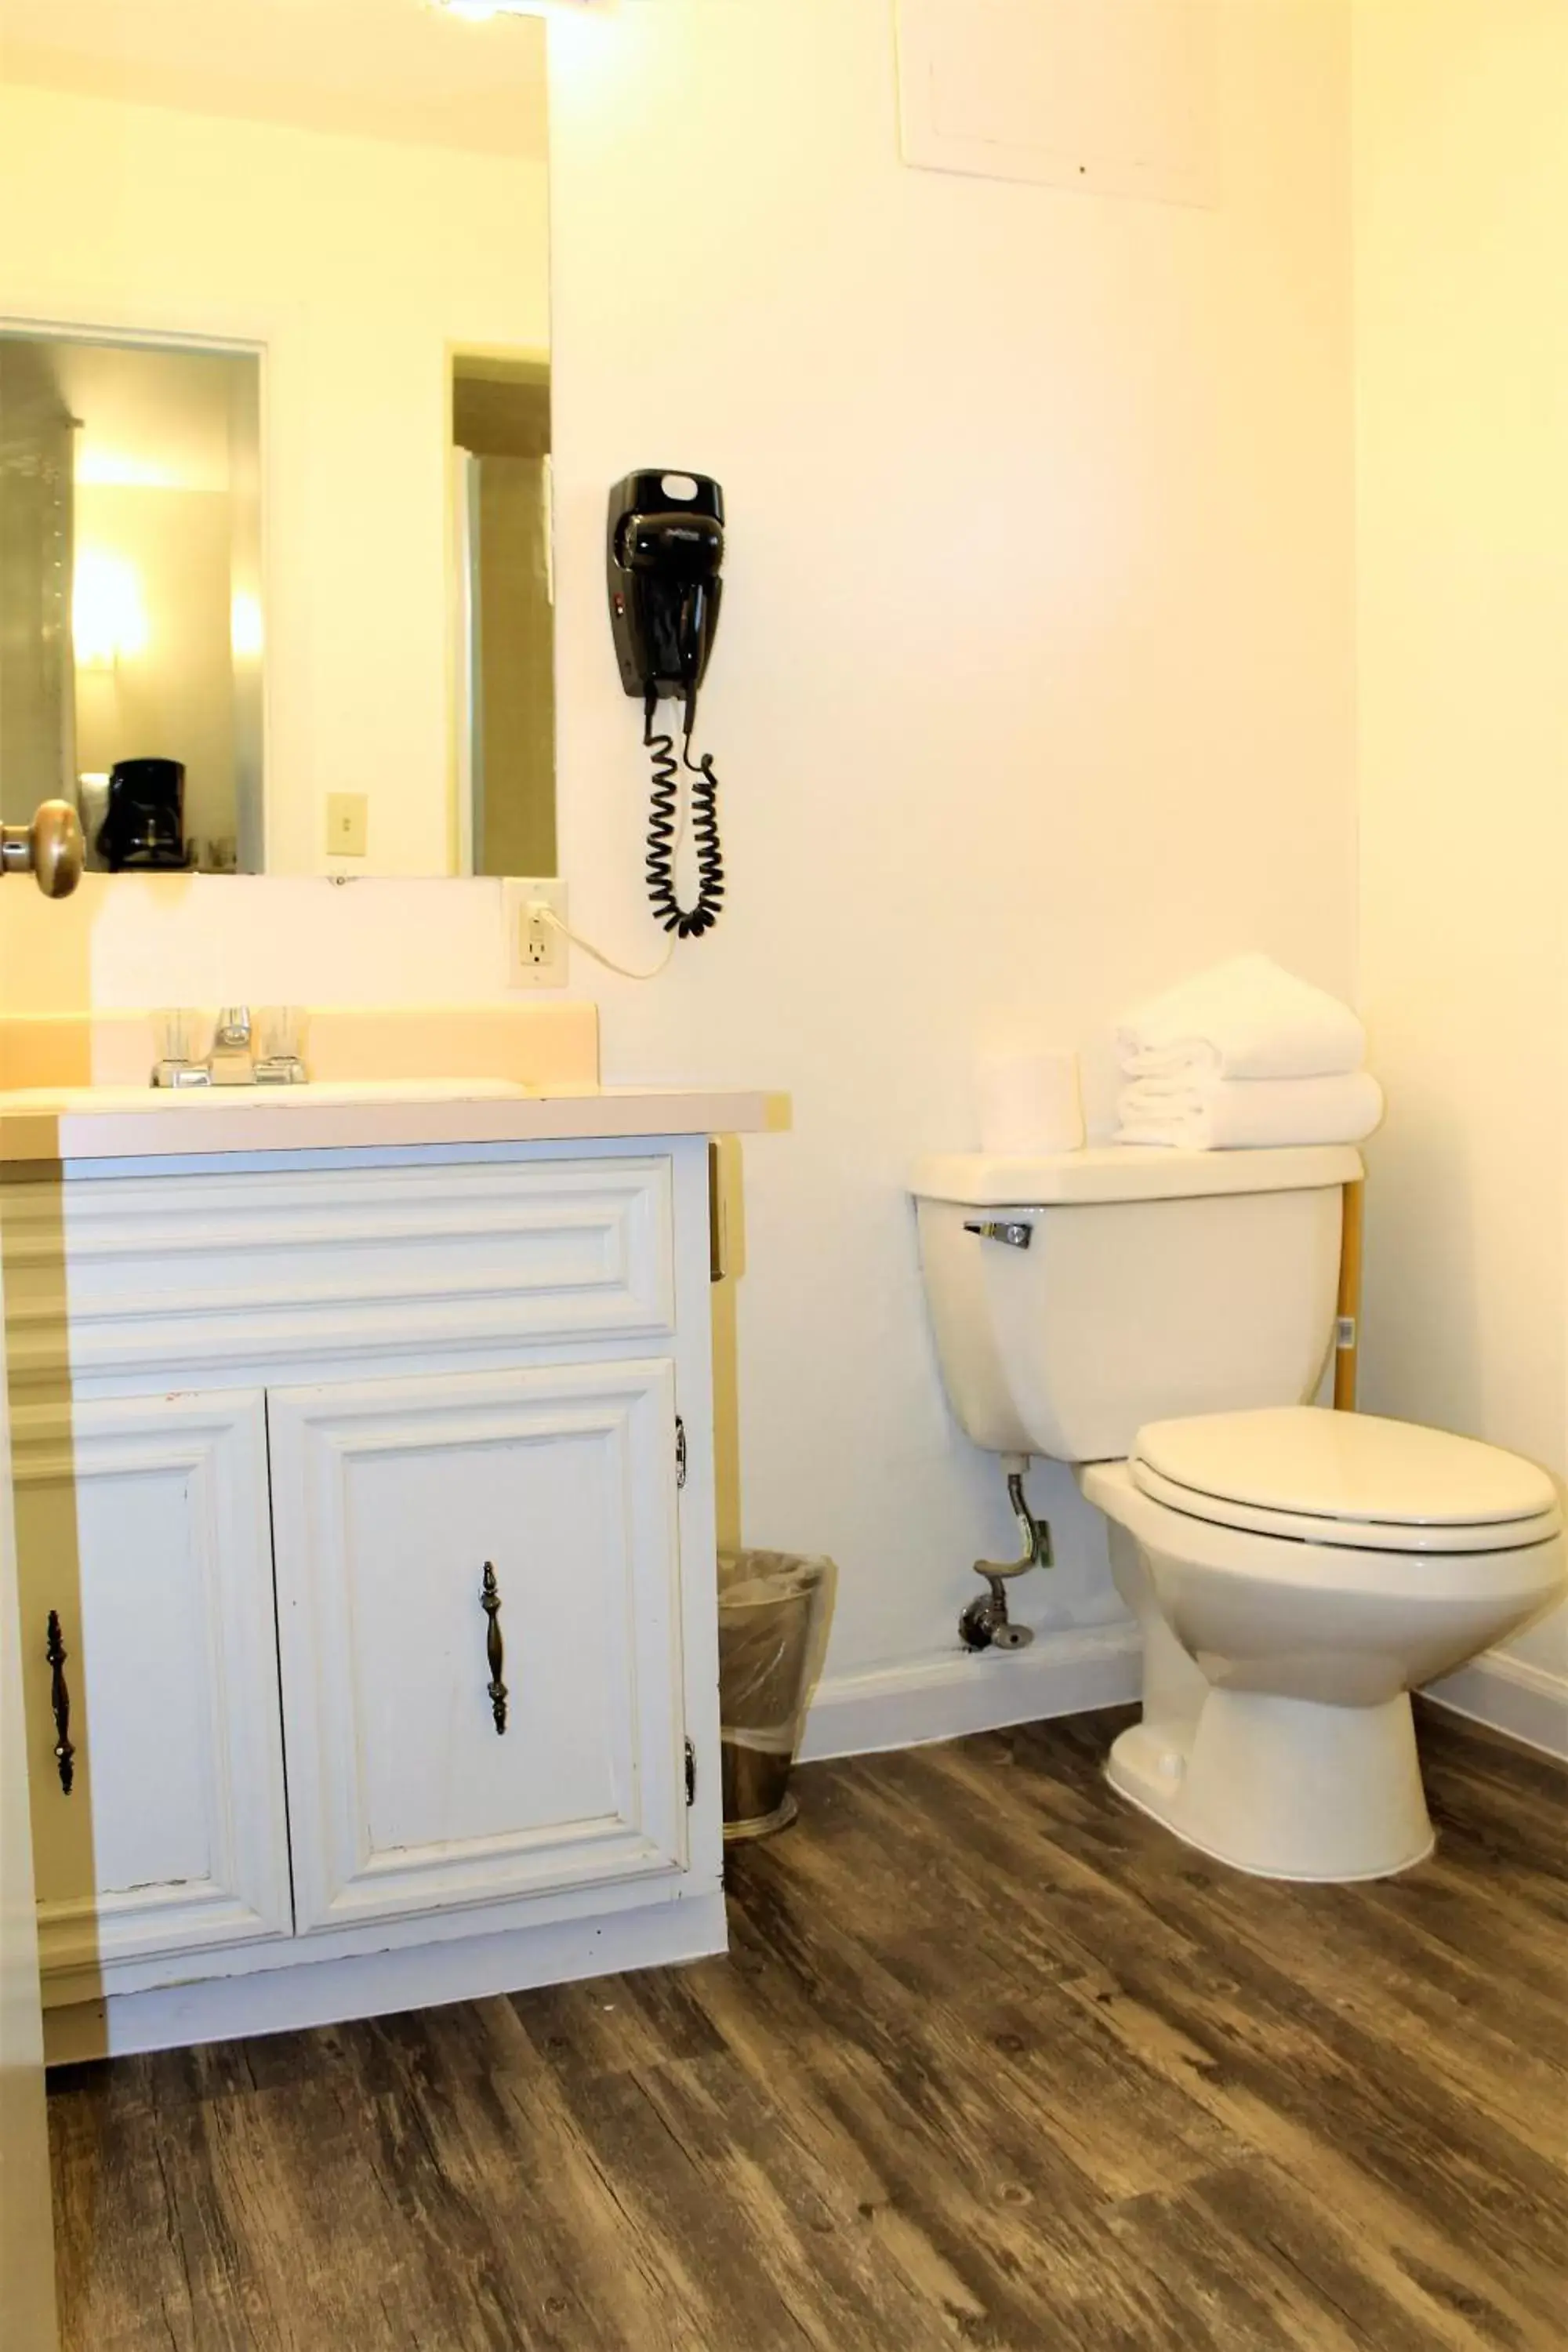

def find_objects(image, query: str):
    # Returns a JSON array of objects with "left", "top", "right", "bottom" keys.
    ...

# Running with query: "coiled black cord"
[{"left": 644, "top": 688, "right": 725, "bottom": 938}]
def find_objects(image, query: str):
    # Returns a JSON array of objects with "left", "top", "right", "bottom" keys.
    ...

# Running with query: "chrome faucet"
[
  {"left": 207, "top": 1006, "right": 256, "bottom": 1086},
  {"left": 151, "top": 1005, "right": 308, "bottom": 1088}
]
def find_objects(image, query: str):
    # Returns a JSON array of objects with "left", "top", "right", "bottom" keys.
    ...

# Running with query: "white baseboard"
[
  {"left": 1422, "top": 1650, "right": 1568, "bottom": 1762},
  {"left": 43, "top": 1889, "right": 730, "bottom": 2066},
  {"left": 799, "top": 1621, "right": 1142, "bottom": 1763}
]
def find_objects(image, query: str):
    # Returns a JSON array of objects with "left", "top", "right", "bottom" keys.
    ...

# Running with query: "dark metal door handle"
[
  {"left": 45, "top": 1610, "right": 75, "bottom": 1794},
  {"left": 480, "top": 1563, "right": 507, "bottom": 1735}
]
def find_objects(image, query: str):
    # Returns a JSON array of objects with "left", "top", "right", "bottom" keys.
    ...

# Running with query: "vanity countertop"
[{"left": 0, "top": 1080, "right": 790, "bottom": 1164}]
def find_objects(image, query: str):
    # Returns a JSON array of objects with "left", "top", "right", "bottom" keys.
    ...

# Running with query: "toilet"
[{"left": 911, "top": 1144, "right": 1565, "bottom": 1882}]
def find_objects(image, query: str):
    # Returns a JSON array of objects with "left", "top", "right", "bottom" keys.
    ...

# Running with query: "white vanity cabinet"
[{"left": 5, "top": 1129, "right": 735, "bottom": 2058}]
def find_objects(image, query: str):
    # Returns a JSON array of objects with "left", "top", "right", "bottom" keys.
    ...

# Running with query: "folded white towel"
[
  {"left": 1116, "top": 954, "right": 1365, "bottom": 1082},
  {"left": 1115, "top": 1070, "right": 1385, "bottom": 1152}
]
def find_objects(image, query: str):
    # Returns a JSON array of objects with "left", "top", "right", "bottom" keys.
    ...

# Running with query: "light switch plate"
[{"left": 326, "top": 793, "right": 368, "bottom": 857}]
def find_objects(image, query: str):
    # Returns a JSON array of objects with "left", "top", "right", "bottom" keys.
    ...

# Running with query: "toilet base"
[{"left": 1108, "top": 1690, "right": 1436, "bottom": 1883}]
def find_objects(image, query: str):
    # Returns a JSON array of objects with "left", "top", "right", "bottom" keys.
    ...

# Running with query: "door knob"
[{"left": 0, "top": 801, "right": 85, "bottom": 898}]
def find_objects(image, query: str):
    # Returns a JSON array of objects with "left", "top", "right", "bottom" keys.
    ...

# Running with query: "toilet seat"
[
  {"left": 1131, "top": 1406, "right": 1562, "bottom": 1557},
  {"left": 1130, "top": 1460, "right": 1562, "bottom": 1555}
]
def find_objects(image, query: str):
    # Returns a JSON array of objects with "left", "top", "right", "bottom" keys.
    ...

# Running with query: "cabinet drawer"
[{"left": 4, "top": 1156, "right": 675, "bottom": 1381}]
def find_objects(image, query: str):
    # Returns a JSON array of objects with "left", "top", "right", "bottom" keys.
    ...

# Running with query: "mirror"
[
  {"left": 0, "top": 332, "right": 264, "bottom": 873},
  {"left": 0, "top": 0, "right": 553, "bottom": 877}
]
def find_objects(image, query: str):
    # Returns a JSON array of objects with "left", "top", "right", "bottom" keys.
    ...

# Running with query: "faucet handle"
[
  {"left": 151, "top": 1007, "right": 212, "bottom": 1090},
  {"left": 253, "top": 1005, "right": 308, "bottom": 1086}
]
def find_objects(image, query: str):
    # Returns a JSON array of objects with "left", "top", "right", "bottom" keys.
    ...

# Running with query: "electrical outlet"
[
  {"left": 503, "top": 877, "right": 568, "bottom": 989},
  {"left": 326, "top": 793, "right": 368, "bottom": 857}
]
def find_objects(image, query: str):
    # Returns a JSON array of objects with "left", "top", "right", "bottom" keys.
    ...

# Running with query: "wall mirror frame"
[{"left": 0, "top": 2, "right": 555, "bottom": 882}]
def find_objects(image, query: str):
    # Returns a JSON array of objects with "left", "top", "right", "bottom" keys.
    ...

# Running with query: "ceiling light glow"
[
  {"left": 231, "top": 591, "right": 265, "bottom": 662},
  {"left": 74, "top": 550, "right": 150, "bottom": 670},
  {"left": 432, "top": 1, "right": 586, "bottom": 19}
]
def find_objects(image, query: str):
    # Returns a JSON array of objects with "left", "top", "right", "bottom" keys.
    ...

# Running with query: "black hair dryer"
[{"left": 607, "top": 470, "right": 727, "bottom": 939}]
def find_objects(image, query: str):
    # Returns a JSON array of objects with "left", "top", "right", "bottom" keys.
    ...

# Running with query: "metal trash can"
[{"left": 717, "top": 1550, "right": 837, "bottom": 1842}]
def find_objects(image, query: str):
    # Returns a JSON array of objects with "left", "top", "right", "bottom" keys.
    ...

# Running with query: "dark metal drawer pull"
[
  {"left": 480, "top": 1563, "right": 508, "bottom": 1735},
  {"left": 45, "top": 1610, "right": 75, "bottom": 1794}
]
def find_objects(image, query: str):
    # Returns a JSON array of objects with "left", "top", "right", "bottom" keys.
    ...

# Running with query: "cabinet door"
[
  {"left": 13, "top": 1393, "right": 292, "bottom": 1985},
  {"left": 268, "top": 1362, "right": 688, "bottom": 1937}
]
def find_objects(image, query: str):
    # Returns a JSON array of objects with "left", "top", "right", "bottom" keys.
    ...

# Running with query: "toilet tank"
[{"left": 912, "top": 1145, "right": 1359, "bottom": 1464}]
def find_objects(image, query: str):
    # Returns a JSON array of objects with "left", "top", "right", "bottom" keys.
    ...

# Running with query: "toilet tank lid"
[{"left": 909, "top": 1144, "right": 1363, "bottom": 1207}]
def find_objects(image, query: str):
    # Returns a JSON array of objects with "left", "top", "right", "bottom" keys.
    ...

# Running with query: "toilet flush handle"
[{"left": 962, "top": 1218, "right": 1032, "bottom": 1250}]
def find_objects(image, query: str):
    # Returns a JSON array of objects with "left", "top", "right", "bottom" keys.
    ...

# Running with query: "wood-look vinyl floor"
[{"left": 49, "top": 1700, "right": 1568, "bottom": 2352}]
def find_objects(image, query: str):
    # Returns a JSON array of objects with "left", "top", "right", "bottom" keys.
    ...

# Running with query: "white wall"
[
  {"left": 553, "top": 0, "right": 1356, "bottom": 1692},
  {"left": 0, "top": 79, "right": 549, "bottom": 875},
  {"left": 0, "top": 2, "right": 1359, "bottom": 1715},
  {"left": 1354, "top": 0, "right": 1568, "bottom": 1733}
]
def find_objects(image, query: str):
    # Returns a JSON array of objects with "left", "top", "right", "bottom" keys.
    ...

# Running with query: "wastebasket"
[{"left": 717, "top": 1550, "right": 837, "bottom": 1841}]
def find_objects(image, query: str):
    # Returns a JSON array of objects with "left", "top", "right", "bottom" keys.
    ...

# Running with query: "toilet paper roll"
[{"left": 977, "top": 1051, "right": 1085, "bottom": 1156}]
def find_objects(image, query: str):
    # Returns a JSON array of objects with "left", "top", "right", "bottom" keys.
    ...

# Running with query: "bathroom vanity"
[{"left": 4, "top": 1068, "right": 784, "bottom": 2060}]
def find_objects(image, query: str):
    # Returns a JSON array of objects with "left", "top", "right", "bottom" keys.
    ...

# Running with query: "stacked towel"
[
  {"left": 1116, "top": 953, "right": 1365, "bottom": 1080},
  {"left": 1116, "top": 1069, "right": 1384, "bottom": 1151},
  {"left": 1114, "top": 956, "right": 1382, "bottom": 1150}
]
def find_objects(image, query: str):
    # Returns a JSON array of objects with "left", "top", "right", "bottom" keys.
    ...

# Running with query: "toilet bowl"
[
  {"left": 910, "top": 1145, "right": 1567, "bottom": 1882},
  {"left": 1080, "top": 1409, "right": 1563, "bottom": 1879}
]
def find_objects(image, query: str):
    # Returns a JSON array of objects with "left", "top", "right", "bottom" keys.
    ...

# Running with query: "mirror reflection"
[
  {"left": 452, "top": 358, "right": 556, "bottom": 879},
  {"left": 0, "top": 332, "right": 263, "bottom": 872},
  {"left": 0, "top": 0, "right": 554, "bottom": 877}
]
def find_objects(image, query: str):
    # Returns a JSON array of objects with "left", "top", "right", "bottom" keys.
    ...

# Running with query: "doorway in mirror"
[{"left": 452, "top": 356, "right": 557, "bottom": 880}]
